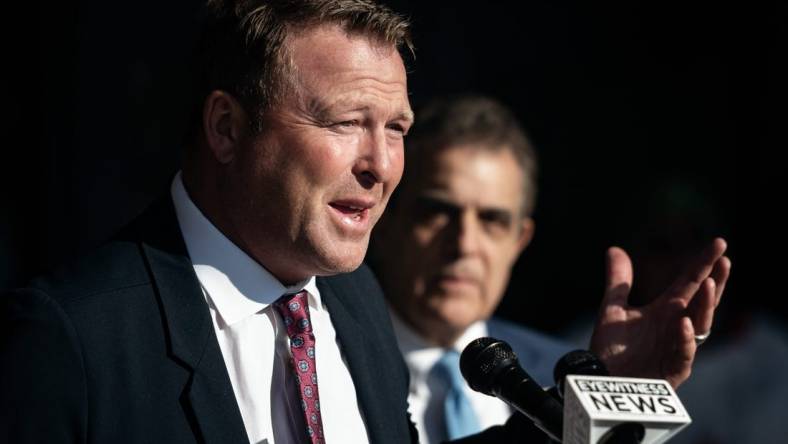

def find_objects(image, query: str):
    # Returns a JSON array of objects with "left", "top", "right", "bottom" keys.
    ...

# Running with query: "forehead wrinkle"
[
  {"left": 326, "top": 76, "right": 410, "bottom": 102},
  {"left": 426, "top": 146, "right": 527, "bottom": 216},
  {"left": 293, "top": 43, "right": 406, "bottom": 90},
  {"left": 287, "top": 35, "right": 412, "bottom": 123},
  {"left": 289, "top": 69, "right": 411, "bottom": 127},
  {"left": 303, "top": 86, "right": 412, "bottom": 122}
]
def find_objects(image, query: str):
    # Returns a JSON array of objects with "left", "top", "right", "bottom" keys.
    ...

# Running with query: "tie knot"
[
  {"left": 274, "top": 290, "right": 312, "bottom": 335},
  {"left": 434, "top": 350, "right": 464, "bottom": 388}
]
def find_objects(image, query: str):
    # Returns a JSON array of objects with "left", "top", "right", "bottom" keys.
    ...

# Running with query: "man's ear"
[
  {"left": 202, "top": 90, "right": 248, "bottom": 164},
  {"left": 516, "top": 217, "right": 535, "bottom": 255}
]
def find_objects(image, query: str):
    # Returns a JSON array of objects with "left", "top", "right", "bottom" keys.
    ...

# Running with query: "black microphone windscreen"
[
  {"left": 553, "top": 349, "right": 608, "bottom": 383},
  {"left": 461, "top": 337, "right": 565, "bottom": 442},
  {"left": 553, "top": 349, "right": 609, "bottom": 398},
  {"left": 460, "top": 337, "right": 519, "bottom": 395}
]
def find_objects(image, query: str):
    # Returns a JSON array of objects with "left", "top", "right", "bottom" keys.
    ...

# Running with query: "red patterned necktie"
[{"left": 274, "top": 291, "right": 325, "bottom": 444}]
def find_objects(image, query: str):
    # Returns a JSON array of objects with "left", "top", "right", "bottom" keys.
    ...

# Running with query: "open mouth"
[
  {"left": 329, "top": 203, "right": 368, "bottom": 221},
  {"left": 328, "top": 201, "right": 373, "bottom": 226}
]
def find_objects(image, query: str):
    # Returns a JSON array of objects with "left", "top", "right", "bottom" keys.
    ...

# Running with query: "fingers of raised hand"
[
  {"left": 664, "top": 316, "right": 696, "bottom": 388},
  {"left": 710, "top": 255, "right": 731, "bottom": 305},
  {"left": 666, "top": 238, "right": 727, "bottom": 303},
  {"left": 688, "top": 277, "right": 716, "bottom": 336},
  {"left": 603, "top": 247, "right": 634, "bottom": 308}
]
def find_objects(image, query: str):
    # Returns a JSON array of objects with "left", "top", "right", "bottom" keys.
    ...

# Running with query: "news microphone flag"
[{"left": 563, "top": 375, "right": 691, "bottom": 444}]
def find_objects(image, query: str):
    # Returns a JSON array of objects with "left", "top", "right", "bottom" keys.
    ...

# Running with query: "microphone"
[
  {"left": 555, "top": 350, "right": 643, "bottom": 443},
  {"left": 554, "top": 351, "right": 691, "bottom": 444},
  {"left": 460, "top": 337, "right": 564, "bottom": 442},
  {"left": 553, "top": 349, "right": 609, "bottom": 400}
]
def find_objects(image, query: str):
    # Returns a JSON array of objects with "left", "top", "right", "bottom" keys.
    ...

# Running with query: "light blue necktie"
[{"left": 434, "top": 350, "right": 481, "bottom": 440}]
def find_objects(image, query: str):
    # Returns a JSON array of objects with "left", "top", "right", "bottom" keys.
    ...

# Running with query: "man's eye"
[
  {"left": 413, "top": 199, "right": 457, "bottom": 224},
  {"left": 479, "top": 211, "right": 512, "bottom": 233},
  {"left": 335, "top": 120, "right": 358, "bottom": 128},
  {"left": 386, "top": 123, "right": 406, "bottom": 135}
]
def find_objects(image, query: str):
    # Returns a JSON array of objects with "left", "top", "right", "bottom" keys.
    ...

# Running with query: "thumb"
[{"left": 603, "top": 246, "right": 633, "bottom": 309}]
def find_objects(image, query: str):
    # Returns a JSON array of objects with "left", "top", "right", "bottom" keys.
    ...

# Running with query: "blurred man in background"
[
  {"left": 371, "top": 95, "right": 731, "bottom": 443},
  {"left": 371, "top": 95, "right": 570, "bottom": 443}
]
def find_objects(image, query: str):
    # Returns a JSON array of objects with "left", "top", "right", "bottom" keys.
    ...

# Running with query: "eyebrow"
[
  {"left": 305, "top": 98, "right": 414, "bottom": 125},
  {"left": 398, "top": 109, "right": 415, "bottom": 124},
  {"left": 415, "top": 194, "right": 460, "bottom": 213},
  {"left": 305, "top": 97, "right": 334, "bottom": 124},
  {"left": 416, "top": 193, "right": 513, "bottom": 220}
]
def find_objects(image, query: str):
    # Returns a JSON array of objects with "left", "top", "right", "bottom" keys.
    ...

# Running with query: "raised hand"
[{"left": 589, "top": 238, "right": 730, "bottom": 388}]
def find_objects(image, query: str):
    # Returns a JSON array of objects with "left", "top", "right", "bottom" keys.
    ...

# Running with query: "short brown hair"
[
  {"left": 404, "top": 94, "right": 539, "bottom": 216},
  {"left": 193, "top": 0, "right": 413, "bottom": 133}
]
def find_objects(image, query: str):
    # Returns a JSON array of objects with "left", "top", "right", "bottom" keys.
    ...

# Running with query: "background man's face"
[
  {"left": 228, "top": 25, "right": 413, "bottom": 283},
  {"left": 383, "top": 145, "right": 533, "bottom": 345}
]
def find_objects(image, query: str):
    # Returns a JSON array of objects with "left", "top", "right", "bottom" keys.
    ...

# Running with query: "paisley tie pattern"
[{"left": 274, "top": 291, "right": 325, "bottom": 444}]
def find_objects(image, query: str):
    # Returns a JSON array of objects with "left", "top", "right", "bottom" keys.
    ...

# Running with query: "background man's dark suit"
[{"left": 1, "top": 198, "right": 417, "bottom": 443}]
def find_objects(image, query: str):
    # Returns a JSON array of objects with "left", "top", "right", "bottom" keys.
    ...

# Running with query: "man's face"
[
  {"left": 381, "top": 146, "right": 533, "bottom": 345},
  {"left": 226, "top": 26, "right": 413, "bottom": 284}
]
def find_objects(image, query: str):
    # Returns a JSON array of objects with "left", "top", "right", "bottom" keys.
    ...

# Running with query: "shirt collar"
[
  {"left": 170, "top": 171, "right": 321, "bottom": 326},
  {"left": 390, "top": 308, "right": 489, "bottom": 381}
]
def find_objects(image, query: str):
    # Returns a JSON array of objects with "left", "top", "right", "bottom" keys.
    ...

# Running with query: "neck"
[
  {"left": 181, "top": 167, "right": 307, "bottom": 287},
  {"left": 181, "top": 167, "right": 237, "bottom": 248},
  {"left": 390, "top": 303, "right": 463, "bottom": 348}
]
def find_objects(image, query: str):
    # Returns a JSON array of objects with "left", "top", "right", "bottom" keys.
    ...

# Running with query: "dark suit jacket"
[
  {"left": 1, "top": 198, "right": 551, "bottom": 444},
  {"left": 1, "top": 198, "right": 420, "bottom": 444}
]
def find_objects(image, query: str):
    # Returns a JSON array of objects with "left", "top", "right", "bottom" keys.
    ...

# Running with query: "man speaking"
[
  {"left": 3, "top": 1, "right": 417, "bottom": 442},
  {"left": 1, "top": 1, "right": 730, "bottom": 443}
]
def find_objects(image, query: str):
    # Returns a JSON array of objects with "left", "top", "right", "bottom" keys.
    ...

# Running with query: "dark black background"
[{"left": 3, "top": 1, "right": 784, "bottom": 332}]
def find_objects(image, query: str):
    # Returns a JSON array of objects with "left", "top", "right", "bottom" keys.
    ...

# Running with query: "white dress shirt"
[
  {"left": 171, "top": 172, "right": 370, "bottom": 444},
  {"left": 390, "top": 312, "right": 511, "bottom": 444}
]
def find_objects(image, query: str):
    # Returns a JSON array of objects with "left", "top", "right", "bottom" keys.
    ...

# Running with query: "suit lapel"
[
  {"left": 319, "top": 274, "right": 409, "bottom": 444},
  {"left": 130, "top": 198, "right": 248, "bottom": 444},
  {"left": 127, "top": 198, "right": 412, "bottom": 444}
]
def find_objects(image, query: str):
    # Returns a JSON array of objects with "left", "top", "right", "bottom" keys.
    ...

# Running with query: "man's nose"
[
  {"left": 352, "top": 127, "right": 397, "bottom": 189},
  {"left": 453, "top": 210, "right": 482, "bottom": 257}
]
